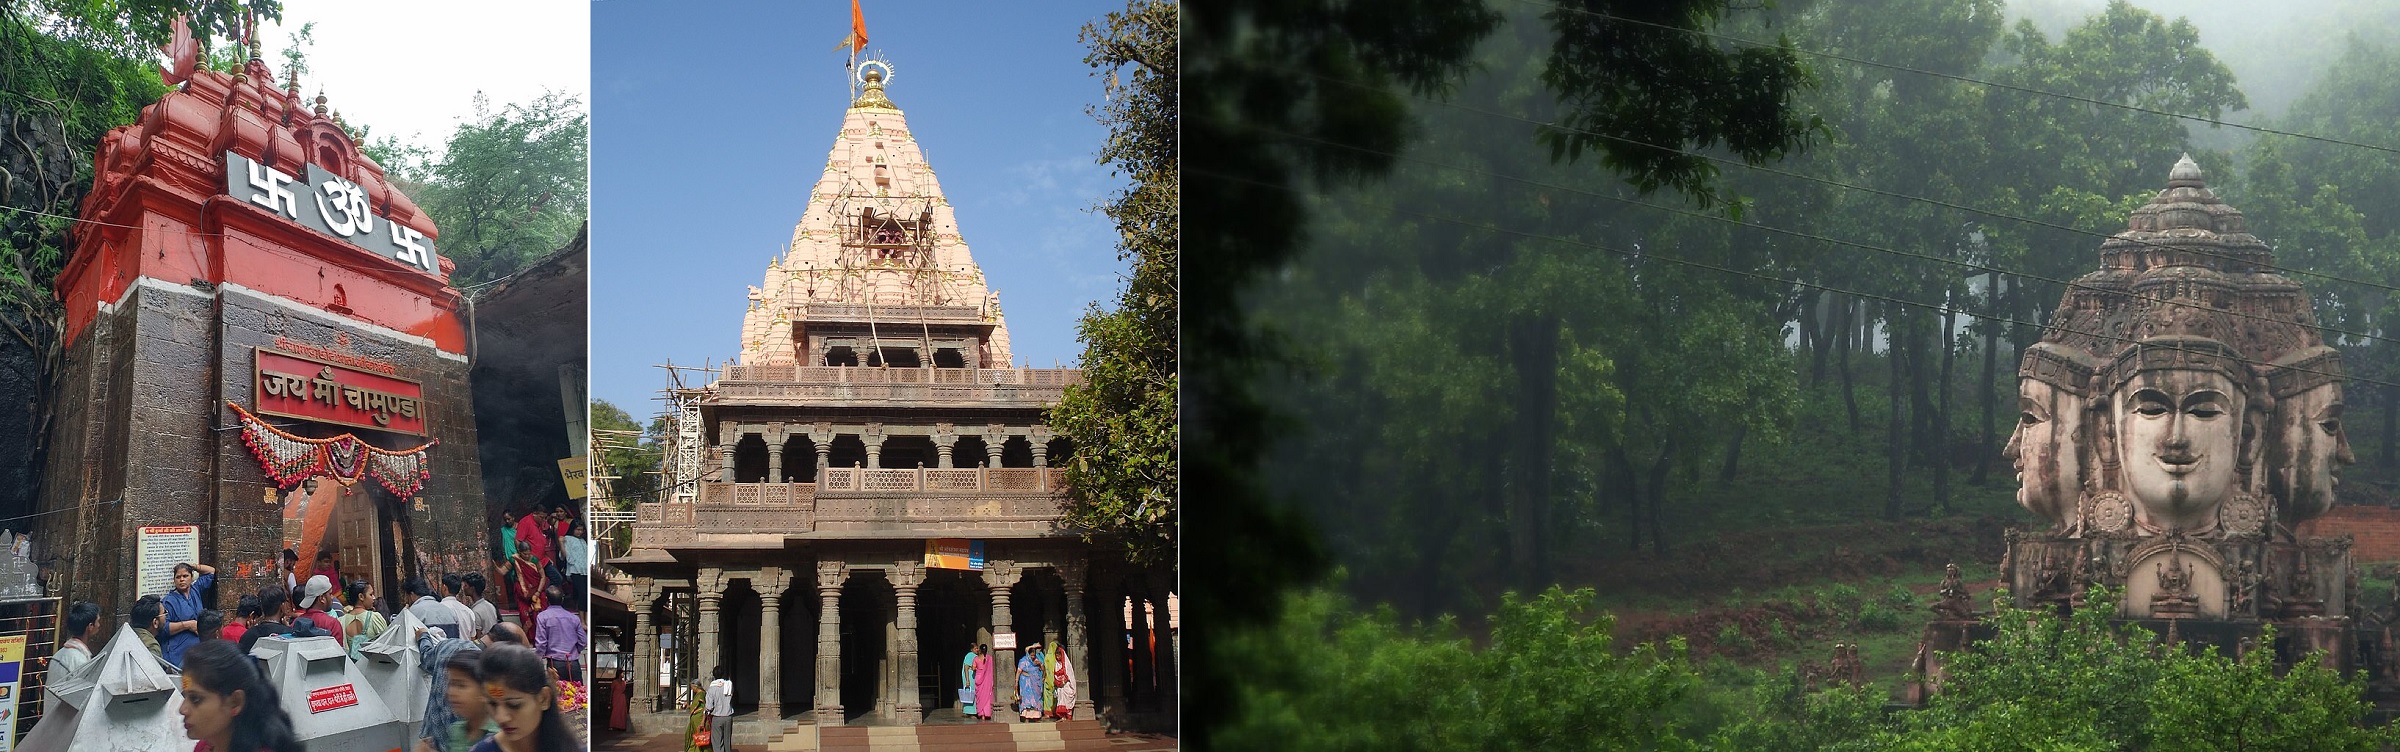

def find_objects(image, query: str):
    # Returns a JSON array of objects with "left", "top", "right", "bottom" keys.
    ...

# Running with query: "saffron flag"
[
  {"left": 835, "top": 0, "right": 869, "bottom": 55},
  {"left": 160, "top": 15, "right": 196, "bottom": 86}
]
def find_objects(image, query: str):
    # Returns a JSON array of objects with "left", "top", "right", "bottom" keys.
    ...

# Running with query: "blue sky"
[{"left": 591, "top": 1, "right": 1129, "bottom": 420}]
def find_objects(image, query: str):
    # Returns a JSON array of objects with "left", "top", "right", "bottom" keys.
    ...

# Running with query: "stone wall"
[{"left": 35, "top": 280, "right": 487, "bottom": 618}]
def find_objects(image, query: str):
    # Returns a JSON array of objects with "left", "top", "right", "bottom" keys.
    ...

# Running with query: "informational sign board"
[
  {"left": 0, "top": 635, "right": 22, "bottom": 752},
  {"left": 223, "top": 152, "right": 440, "bottom": 274},
  {"left": 560, "top": 457, "right": 589, "bottom": 500},
  {"left": 993, "top": 633, "right": 1016, "bottom": 651},
  {"left": 923, "top": 539, "right": 984, "bottom": 571},
  {"left": 134, "top": 526, "right": 200, "bottom": 598},
  {"left": 254, "top": 348, "right": 429, "bottom": 435},
  {"left": 307, "top": 683, "right": 360, "bottom": 714}
]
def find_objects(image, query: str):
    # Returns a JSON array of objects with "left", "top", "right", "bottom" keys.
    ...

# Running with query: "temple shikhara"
[
  {"left": 610, "top": 61, "right": 1176, "bottom": 735},
  {"left": 1908, "top": 155, "right": 2397, "bottom": 702}
]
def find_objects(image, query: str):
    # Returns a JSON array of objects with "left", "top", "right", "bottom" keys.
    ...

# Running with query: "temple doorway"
[
  {"left": 839, "top": 572, "right": 892, "bottom": 722},
  {"left": 916, "top": 569, "right": 989, "bottom": 722}
]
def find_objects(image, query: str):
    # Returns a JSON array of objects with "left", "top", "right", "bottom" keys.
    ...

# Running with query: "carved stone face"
[
  {"left": 2116, "top": 369, "right": 2243, "bottom": 532},
  {"left": 2276, "top": 380, "right": 2354, "bottom": 522},
  {"left": 2003, "top": 377, "right": 2083, "bottom": 526}
]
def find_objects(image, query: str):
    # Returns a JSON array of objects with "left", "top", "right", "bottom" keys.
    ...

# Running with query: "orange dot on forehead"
[{"left": 485, "top": 683, "right": 508, "bottom": 699}]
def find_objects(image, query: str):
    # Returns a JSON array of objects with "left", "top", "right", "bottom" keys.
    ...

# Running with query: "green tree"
[
  {"left": 1052, "top": 0, "right": 1177, "bottom": 567},
  {"left": 414, "top": 91, "right": 589, "bottom": 287},
  {"left": 591, "top": 399, "right": 662, "bottom": 505}
]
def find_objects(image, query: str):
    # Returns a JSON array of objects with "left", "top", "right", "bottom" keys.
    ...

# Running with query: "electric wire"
[{"left": 1192, "top": 167, "right": 2391, "bottom": 394}]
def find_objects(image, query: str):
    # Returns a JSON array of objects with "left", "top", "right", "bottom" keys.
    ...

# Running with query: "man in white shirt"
[
  {"left": 706, "top": 665, "right": 734, "bottom": 752},
  {"left": 439, "top": 572, "right": 481, "bottom": 640},
  {"left": 50, "top": 601, "right": 99, "bottom": 679},
  {"left": 462, "top": 572, "right": 499, "bottom": 639},
  {"left": 404, "top": 576, "right": 461, "bottom": 639}
]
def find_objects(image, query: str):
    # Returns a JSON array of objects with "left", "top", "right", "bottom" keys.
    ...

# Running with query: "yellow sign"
[
  {"left": 0, "top": 634, "right": 23, "bottom": 751},
  {"left": 559, "top": 456, "right": 589, "bottom": 500},
  {"left": 923, "top": 539, "right": 984, "bottom": 571}
]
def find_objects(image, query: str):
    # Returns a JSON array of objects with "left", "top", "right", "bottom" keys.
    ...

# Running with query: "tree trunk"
[
  {"left": 1807, "top": 290, "right": 1830, "bottom": 385},
  {"left": 1887, "top": 302, "right": 1908, "bottom": 520},
  {"left": 1506, "top": 315, "right": 1561, "bottom": 588},
  {"left": 1935, "top": 296, "right": 1958, "bottom": 509},
  {"left": 2385, "top": 382, "right": 2397, "bottom": 469},
  {"left": 1720, "top": 423, "right": 1747, "bottom": 482},
  {"left": 1648, "top": 435, "right": 1677, "bottom": 557},
  {"left": 1971, "top": 272, "right": 2002, "bottom": 486},
  {"left": 1838, "top": 297, "right": 1861, "bottom": 431},
  {"left": 1611, "top": 443, "right": 1641, "bottom": 552}
]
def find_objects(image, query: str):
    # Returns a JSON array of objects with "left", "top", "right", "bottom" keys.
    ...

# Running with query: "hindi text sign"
[
  {"left": 136, "top": 525, "right": 200, "bottom": 598},
  {"left": 254, "top": 348, "right": 428, "bottom": 435},
  {"left": 923, "top": 539, "right": 984, "bottom": 571}
]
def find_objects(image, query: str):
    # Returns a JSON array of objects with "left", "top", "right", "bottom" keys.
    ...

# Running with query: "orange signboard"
[{"left": 254, "top": 348, "right": 427, "bottom": 435}]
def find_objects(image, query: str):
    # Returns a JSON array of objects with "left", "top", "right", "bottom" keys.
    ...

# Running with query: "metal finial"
[{"left": 315, "top": 91, "right": 328, "bottom": 117}]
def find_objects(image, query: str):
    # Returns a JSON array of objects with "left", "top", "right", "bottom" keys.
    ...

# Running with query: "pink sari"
[{"left": 973, "top": 653, "right": 996, "bottom": 718}]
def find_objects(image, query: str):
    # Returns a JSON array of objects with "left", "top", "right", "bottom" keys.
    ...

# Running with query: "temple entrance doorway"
[
  {"left": 916, "top": 569, "right": 989, "bottom": 722},
  {"left": 839, "top": 572, "right": 892, "bottom": 722}
]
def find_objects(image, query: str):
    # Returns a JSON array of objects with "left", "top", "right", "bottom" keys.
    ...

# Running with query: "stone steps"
[{"left": 817, "top": 719, "right": 1174, "bottom": 752}]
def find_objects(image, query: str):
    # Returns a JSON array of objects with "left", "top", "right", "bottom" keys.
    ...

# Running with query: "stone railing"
[
  {"left": 626, "top": 473, "right": 1070, "bottom": 543},
  {"left": 719, "top": 365, "right": 1083, "bottom": 386},
  {"left": 802, "top": 303, "right": 986, "bottom": 323},
  {"left": 816, "top": 467, "right": 1065, "bottom": 493}
]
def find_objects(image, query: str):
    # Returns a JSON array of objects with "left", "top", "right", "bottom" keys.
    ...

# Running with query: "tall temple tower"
[
  {"left": 737, "top": 61, "right": 1013, "bottom": 372},
  {"left": 615, "top": 61, "right": 1175, "bottom": 733}
]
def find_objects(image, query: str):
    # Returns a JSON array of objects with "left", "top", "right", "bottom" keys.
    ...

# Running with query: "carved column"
[
  {"left": 758, "top": 567, "right": 792, "bottom": 719},
  {"left": 982, "top": 562, "right": 1021, "bottom": 711},
  {"left": 891, "top": 563, "right": 925, "bottom": 724},
  {"left": 984, "top": 424, "right": 1007, "bottom": 467},
  {"left": 815, "top": 562, "right": 847, "bottom": 725},
  {"left": 1060, "top": 559, "right": 1093, "bottom": 718},
  {"left": 934, "top": 425, "right": 957, "bottom": 469},
  {"left": 1030, "top": 425, "right": 1052, "bottom": 468},
  {"left": 716, "top": 422, "right": 738, "bottom": 482},
  {"left": 632, "top": 579, "right": 661, "bottom": 712},
  {"left": 696, "top": 569, "right": 727, "bottom": 686},
  {"left": 864, "top": 424, "right": 885, "bottom": 469},
  {"left": 765, "top": 426, "right": 786, "bottom": 482},
  {"left": 811, "top": 426, "right": 834, "bottom": 478}
]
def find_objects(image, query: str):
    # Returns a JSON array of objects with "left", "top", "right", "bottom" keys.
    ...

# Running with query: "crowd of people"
[
  {"left": 33, "top": 503, "right": 592, "bottom": 752},
  {"left": 955, "top": 641, "right": 1078, "bottom": 723}
]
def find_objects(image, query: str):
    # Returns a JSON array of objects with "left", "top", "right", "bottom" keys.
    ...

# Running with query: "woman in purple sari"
[
  {"left": 1016, "top": 643, "right": 1044, "bottom": 721},
  {"left": 973, "top": 644, "right": 996, "bottom": 722}
]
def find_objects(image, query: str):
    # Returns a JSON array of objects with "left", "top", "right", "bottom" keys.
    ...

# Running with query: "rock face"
[{"left": 1911, "top": 156, "right": 2369, "bottom": 702}]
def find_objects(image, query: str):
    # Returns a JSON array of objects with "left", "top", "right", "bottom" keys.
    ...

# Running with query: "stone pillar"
[
  {"left": 632, "top": 579, "right": 661, "bottom": 713},
  {"left": 758, "top": 567, "right": 792, "bottom": 719},
  {"left": 1030, "top": 425, "right": 1052, "bottom": 468},
  {"left": 864, "top": 424, "right": 885, "bottom": 469},
  {"left": 696, "top": 569, "right": 727, "bottom": 686},
  {"left": 765, "top": 432, "right": 786, "bottom": 483},
  {"left": 1148, "top": 571, "right": 1177, "bottom": 708},
  {"left": 1060, "top": 559, "right": 1094, "bottom": 719},
  {"left": 716, "top": 422, "right": 738, "bottom": 482},
  {"left": 984, "top": 424, "right": 1007, "bottom": 468},
  {"left": 934, "top": 425, "right": 957, "bottom": 469},
  {"left": 811, "top": 427, "right": 834, "bottom": 478},
  {"left": 892, "top": 563, "right": 925, "bottom": 724},
  {"left": 814, "top": 562, "right": 846, "bottom": 725},
  {"left": 983, "top": 562, "right": 1021, "bottom": 712}
]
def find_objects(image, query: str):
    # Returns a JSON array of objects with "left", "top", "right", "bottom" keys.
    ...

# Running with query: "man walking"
[{"left": 706, "top": 665, "right": 734, "bottom": 752}]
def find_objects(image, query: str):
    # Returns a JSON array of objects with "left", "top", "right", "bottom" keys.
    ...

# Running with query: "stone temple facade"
[
  {"left": 612, "top": 64, "right": 1176, "bottom": 731},
  {"left": 1910, "top": 155, "right": 2376, "bottom": 700}
]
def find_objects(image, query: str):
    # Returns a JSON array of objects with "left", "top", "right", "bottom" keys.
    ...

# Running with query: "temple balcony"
[
  {"left": 712, "top": 365, "right": 1083, "bottom": 407},
  {"left": 796, "top": 304, "right": 988, "bottom": 324},
  {"left": 625, "top": 467, "right": 1073, "bottom": 550}
]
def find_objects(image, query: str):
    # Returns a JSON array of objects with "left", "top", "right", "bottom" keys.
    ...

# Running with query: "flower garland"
[{"left": 227, "top": 401, "right": 438, "bottom": 498}]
